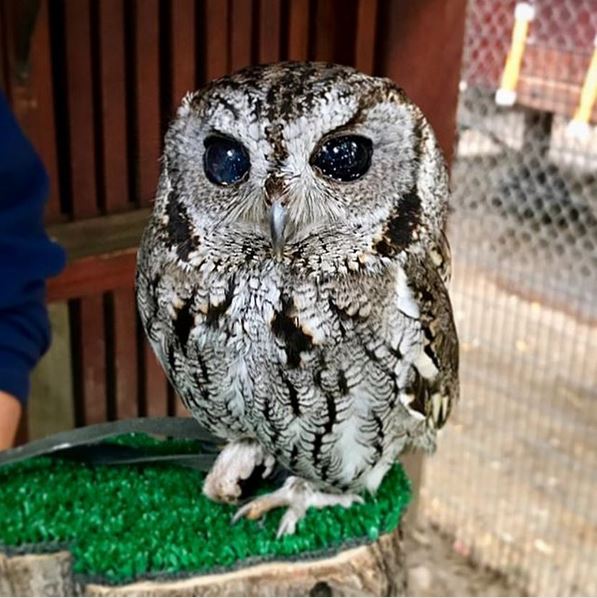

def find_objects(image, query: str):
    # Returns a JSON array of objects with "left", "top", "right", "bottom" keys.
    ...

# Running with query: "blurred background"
[
  {"left": 0, "top": 0, "right": 595, "bottom": 595},
  {"left": 423, "top": 1, "right": 596, "bottom": 596}
]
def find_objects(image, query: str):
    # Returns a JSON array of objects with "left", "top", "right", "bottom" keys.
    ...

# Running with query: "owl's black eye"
[
  {"left": 203, "top": 136, "right": 250, "bottom": 186},
  {"left": 310, "top": 135, "right": 372, "bottom": 182}
]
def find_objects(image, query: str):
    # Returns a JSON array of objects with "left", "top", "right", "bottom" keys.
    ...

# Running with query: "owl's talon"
[
  {"left": 261, "top": 455, "right": 276, "bottom": 479},
  {"left": 276, "top": 509, "right": 300, "bottom": 538},
  {"left": 231, "top": 476, "right": 364, "bottom": 537},
  {"left": 204, "top": 440, "right": 274, "bottom": 504},
  {"left": 231, "top": 490, "right": 288, "bottom": 523}
]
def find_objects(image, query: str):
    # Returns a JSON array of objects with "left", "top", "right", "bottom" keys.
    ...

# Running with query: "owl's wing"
[
  {"left": 404, "top": 236, "right": 459, "bottom": 429},
  {"left": 430, "top": 230, "right": 452, "bottom": 285}
]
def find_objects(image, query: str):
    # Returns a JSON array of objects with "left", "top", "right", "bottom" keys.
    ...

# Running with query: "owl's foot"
[
  {"left": 232, "top": 476, "right": 364, "bottom": 537},
  {"left": 203, "top": 439, "right": 275, "bottom": 504}
]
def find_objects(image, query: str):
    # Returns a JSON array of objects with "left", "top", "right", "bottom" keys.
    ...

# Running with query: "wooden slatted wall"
[{"left": 0, "top": 0, "right": 466, "bottom": 437}]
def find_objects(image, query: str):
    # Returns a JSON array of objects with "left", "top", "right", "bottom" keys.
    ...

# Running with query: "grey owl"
[{"left": 136, "top": 62, "right": 458, "bottom": 536}]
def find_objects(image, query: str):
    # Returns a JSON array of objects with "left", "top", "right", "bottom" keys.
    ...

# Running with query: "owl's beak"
[{"left": 269, "top": 201, "right": 287, "bottom": 258}]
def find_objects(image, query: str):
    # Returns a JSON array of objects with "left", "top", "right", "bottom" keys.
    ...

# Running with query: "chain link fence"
[{"left": 420, "top": 0, "right": 597, "bottom": 595}]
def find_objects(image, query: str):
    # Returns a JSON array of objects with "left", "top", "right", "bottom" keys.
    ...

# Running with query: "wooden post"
[
  {"left": 0, "top": 533, "right": 408, "bottom": 596},
  {"left": 0, "top": 0, "right": 62, "bottom": 221},
  {"left": 377, "top": 0, "right": 467, "bottom": 164}
]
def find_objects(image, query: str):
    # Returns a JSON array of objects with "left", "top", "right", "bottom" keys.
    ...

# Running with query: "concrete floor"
[{"left": 420, "top": 236, "right": 596, "bottom": 596}]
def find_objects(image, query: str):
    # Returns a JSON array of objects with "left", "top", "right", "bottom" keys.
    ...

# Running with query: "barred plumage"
[{"left": 136, "top": 62, "right": 458, "bottom": 534}]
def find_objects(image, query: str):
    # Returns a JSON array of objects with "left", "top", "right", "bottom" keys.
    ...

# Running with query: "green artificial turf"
[{"left": 0, "top": 434, "right": 411, "bottom": 583}]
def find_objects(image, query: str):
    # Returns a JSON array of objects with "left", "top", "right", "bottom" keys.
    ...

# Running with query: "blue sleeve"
[{"left": 0, "top": 93, "right": 66, "bottom": 406}]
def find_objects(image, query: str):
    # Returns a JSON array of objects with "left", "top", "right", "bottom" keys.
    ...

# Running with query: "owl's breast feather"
[{"left": 139, "top": 245, "right": 437, "bottom": 491}]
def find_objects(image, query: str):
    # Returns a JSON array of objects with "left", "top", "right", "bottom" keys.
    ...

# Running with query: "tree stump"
[
  {"left": 0, "top": 528, "right": 407, "bottom": 596},
  {"left": 0, "top": 435, "right": 411, "bottom": 597}
]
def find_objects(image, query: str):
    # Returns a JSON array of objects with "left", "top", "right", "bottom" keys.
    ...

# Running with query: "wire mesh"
[{"left": 420, "top": 0, "right": 597, "bottom": 595}]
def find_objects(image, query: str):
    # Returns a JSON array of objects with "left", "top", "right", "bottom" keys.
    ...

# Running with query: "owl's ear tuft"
[{"left": 178, "top": 92, "right": 199, "bottom": 118}]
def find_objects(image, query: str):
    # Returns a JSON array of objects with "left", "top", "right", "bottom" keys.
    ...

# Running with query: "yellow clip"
[
  {"left": 495, "top": 2, "right": 535, "bottom": 106},
  {"left": 568, "top": 35, "right": 597, "bottom": 139}
]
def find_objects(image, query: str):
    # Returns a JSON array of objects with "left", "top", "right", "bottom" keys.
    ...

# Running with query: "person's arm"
[
  {"left": 0, "top": 93, "right": 66, "bottom": 449},
  {"left": 0, "top": 391, "right": 22, "bottom": 448}
]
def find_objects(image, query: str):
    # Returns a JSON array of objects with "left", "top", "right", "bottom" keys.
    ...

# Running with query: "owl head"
[{"left": 156, "top": 62, "right": 449, "bottom": 270}]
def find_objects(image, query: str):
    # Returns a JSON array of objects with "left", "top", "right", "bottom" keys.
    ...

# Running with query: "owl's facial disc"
[
  {"left": 267, "top": 134, "right": 372, "bottom": 255},
  {"left": 167, "top": 63, "right": 445, "bottom": 261}
]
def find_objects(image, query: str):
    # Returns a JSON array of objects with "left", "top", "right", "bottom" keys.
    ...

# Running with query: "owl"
[{"left": 136, "top": 62, "right": 458, "bottom": 536}]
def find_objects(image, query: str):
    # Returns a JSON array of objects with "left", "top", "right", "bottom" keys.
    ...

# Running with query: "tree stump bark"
[{"left": 0, "top": 527, "right": 407, "bottom": 597}]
